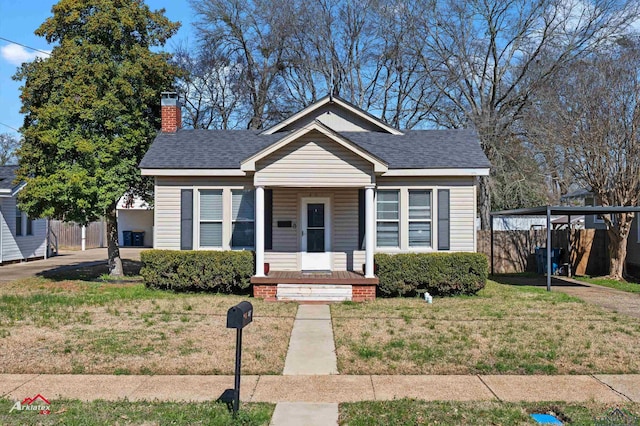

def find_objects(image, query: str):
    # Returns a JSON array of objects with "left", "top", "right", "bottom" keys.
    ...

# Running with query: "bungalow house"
[
  {"left": 140, "top": 93, "right": 490, "bottom": 301},
  {"left": 0, "top": 165, "right": 48, "bottom": 264}
]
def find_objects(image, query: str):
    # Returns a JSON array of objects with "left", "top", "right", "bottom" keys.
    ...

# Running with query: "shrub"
[
  {"left": 140, "top": 250, "right": 254, "bottom": 293},
  {"left": 375, "top": 252, "right": 488, "bottom": 297}
]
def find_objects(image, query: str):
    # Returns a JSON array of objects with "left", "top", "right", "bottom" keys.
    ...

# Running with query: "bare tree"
[
  {"left": 531, "top": 40, "right": 640, "bottom": 279},
  {"left": 190, "top": 0, "right": 298, "bottom": 129},
  {"left": 173, "top": 45, "right": 247, "bottom": 129},
  {"left": 413, "top": 0, "right": 640, "bottom": 228},
  {"left": 0, "top": 133, "right": 20, "bottom": 165}
]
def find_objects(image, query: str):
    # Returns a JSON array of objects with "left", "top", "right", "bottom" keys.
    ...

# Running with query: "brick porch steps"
[{"left": 251, "top": 271, "right": 378, "bottom": 302}]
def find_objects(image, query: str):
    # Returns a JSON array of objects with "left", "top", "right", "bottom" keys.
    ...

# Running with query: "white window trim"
[
  {"left": 196, "top": 188, "right": 224, "bottom": 250},
  {"left": 375, "top": 189, "right": 401, "bottom": 249},
  {"left": 375, "top": 187, "right": 441, "bottom": 253},
  {"left": 194, "top": 186, "right": 256, "bottom": 251},
  {"left": 408, "top": 189, "right": 433, "bottom": 248}
]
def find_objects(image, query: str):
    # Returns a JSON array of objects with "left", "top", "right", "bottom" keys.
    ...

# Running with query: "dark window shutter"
[
  {"left": 180, "top": 189, "right": 193, "bottom": 250},
  {"left": 358, "top": 188, "right": 365, "bottom": 250},
  {"left": 265, "top": 189, "right": 273, "bottom": 250},
  {"left": 438, "top": 189, "right": 450, "bottom": 250}
]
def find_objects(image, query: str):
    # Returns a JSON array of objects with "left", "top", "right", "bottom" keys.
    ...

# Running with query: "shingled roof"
[
  {"left": 0, "top": 165, "right": 20, "bottom": 193},
  {"left": 139, "top": 128, "right": 490, "bottom": 170}
]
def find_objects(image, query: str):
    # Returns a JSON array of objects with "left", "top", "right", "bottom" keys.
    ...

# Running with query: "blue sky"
[{"left": 0, "top": 0, "right": 195, "bottom": 139}]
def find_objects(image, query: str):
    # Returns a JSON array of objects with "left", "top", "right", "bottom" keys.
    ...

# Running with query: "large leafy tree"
[{"left": 14, "top": 0, "right": 180, "bottom": 275}]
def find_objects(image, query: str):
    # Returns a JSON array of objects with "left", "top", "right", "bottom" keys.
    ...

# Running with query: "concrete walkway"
[
  {"left": 283, "top": 305, "right": 338, "bottom": 375},
  {"left": 0, "top": 248, "right": 144, "bottom": 282},
  {"left": 1, "top": 374, "right": 638, "bottom": 403},
  {"left": 278, "top": 304, "right": 339, "bottom": 425},
  {"left": 553, "top": 277, "right": 640, "bottom": 319}
]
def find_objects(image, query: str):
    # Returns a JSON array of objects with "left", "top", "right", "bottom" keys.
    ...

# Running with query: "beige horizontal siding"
[
  {"left": 154, "top": 176, "right": 253, "bottom": 250},
  {"left": 265, "top": 252, "right": 298, "bottom": 271},
  {"left": 272, "top": 188, "right": 298, "bottom": 252},
  {"left": 255, "top": 131, "right": 373, "bottom": 187},
  {"left": 333, "top": 188, "right": 359, "bottom": 251}
]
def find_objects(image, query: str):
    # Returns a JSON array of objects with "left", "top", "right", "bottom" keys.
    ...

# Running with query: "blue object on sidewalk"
[{"left": 530, "top": 413, "right": 563, "bottom": 424}]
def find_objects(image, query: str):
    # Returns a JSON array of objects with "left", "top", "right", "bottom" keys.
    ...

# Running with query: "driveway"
[
  {"left": 0, "top": 248, "right": 145, "bottom": 282},
  {"left": 493, "top": 274, "right": 640, "bottom": 319},
  {"left": 553, "top": 276, "right": 640, "bottom": 319}
]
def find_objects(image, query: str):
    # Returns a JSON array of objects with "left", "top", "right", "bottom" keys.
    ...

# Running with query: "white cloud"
[{"left": 0, "top": 43, "right": 50, "bottom": 66}]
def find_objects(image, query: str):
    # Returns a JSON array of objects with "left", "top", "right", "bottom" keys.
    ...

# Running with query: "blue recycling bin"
[
  {"left": 132, "top": 231, "right": 145, "bottom": 247},
  {"left": 122, "top": 231, "right": 133, "bottom": 247},
  {"left": 535, "top": 247, "right": 561, "bottom": 275}
]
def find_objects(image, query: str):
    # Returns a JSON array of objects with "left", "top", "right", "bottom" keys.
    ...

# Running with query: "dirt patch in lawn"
[
  {"left": 332, "top": 281, "right": 640, "bottom": 375},
  {"left": 0, "top": 279, "right": 297, "bottom": 375}
]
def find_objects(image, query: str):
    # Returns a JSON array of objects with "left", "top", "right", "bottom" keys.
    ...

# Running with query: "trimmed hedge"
[
  {"left": 140, "top": 250, "right": 254, "bottom": 293},
  {"left": 375, "top": 252, "right": 488, "bottom": 297}
]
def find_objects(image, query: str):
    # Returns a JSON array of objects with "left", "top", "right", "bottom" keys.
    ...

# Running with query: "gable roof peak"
[{"left": 261, "top": 94, "right": 403, "bottom": 136}]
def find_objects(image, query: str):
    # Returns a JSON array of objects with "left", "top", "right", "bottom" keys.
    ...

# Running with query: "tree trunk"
[
  {"left": 478, "top": 175, "right": 491, "bottom": 230},
  {"left": 106, "top": 202, "right": 123, "bottom": 276},
  {"left": 607, "top": 230, "right": 627, "bottom": 280}
]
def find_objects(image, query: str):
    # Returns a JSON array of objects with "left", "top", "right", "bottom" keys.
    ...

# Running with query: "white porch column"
[
  {"left": 365, "top": 185, "right": 375, "bottom": 278},
  {"left": 255, "top": 185, "right": 265, "bottom": 277}
]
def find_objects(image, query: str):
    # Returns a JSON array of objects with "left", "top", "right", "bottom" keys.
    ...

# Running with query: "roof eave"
[{"left": 383, "top": 168, "right": 490, "bottom": 177}]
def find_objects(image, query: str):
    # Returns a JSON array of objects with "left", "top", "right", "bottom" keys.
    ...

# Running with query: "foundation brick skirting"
[
  {"left": 351, "top": 284, "right": 376, "bottom": 302},
  {"left": 253, "top": 284, "right": 277, "bottom": 301},
  {"left": 252, "top": 283, "right": 376, "bottom": 302}
]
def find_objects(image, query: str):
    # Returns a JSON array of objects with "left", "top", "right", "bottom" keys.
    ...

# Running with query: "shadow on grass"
[
  {"left": 37, "top": 259, "right": 143, "bottom": 282},
  {"left": 491, "top": 274, "right": 587, "bottom": 288}
]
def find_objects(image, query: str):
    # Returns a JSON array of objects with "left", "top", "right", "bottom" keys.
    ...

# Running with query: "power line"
[
  {"left": 0, "top": 122, "right": 20, "bottom": 132},
  {"left": 0, "top": 37, "right": 51, "bottom": 56}
]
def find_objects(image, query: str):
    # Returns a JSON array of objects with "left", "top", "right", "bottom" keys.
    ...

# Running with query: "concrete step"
[{"left": 276, "top": 284, "right": 351, "bottom": 302}]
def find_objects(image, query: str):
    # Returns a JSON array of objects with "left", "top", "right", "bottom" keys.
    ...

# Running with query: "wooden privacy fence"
[
  {"left": 477, "top": 229, "right": 609, "bottom": 276},
  {"left": 49, "top": 220, "right": 106, "bottom": 250}
]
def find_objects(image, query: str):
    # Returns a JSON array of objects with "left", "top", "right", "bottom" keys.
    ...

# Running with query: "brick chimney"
[{"left": 161, "top": 92, "right": 181, "bottom": 132}]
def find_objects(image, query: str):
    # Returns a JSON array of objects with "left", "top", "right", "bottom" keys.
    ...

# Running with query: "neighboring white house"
[
  {"left": 139, "top": 93, "right": 491, "bottom": 300},
  {"left": 116, "top": 195, "right": 153, "bottom": 247},
  {"left": 0, "top": 166, "right": 47, "bottom": 264}
]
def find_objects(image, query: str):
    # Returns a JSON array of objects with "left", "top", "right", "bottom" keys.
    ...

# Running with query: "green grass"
[
  {"left": 332, "top": 281, "right": 640, "bottom": 375},
  {"left": 574, "top": 275, "right": 640, "bottom": 293},
  {"left": 0, "top": 399, "right": 273, "bottom": 425},
  {"left": 340, "top": 400, "right": 640, "bottom": 425},
  {"left": 0, "top": 280, "right": 188, "bottom": 327}
]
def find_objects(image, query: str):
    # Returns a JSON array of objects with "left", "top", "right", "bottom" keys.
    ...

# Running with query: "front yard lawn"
[
  {"left": 340, "top": 400, "right": 640, "bottom": 425},
  {"left": 0, "top": 277, "right": 297, "bottom": 375},
  {"left": 332, "top": 281, "right": 640, "bottom": 374},
  {"left": 0, "top": 399, "right": 273, "bottom": 425}
]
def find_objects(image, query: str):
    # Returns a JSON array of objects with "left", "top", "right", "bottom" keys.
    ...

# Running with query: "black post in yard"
[
  {"left": 233, "top": 327, "right": 242, "bottom": 416},
  {"left": 224, "top": 301, "right": 253, "bottom": 418}
]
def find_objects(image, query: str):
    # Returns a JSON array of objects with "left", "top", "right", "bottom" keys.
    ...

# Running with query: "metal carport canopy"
[{"left": 489, "top": 205, "right": 640, "bottom": 291}]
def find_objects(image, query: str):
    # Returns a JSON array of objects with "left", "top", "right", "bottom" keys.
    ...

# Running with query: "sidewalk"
[{"left": 1, "top": 373, "right": 638, "bottom": 403}]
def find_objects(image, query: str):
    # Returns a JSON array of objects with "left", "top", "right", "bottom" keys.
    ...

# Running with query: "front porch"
[{"left": 252, "top": 270, "right": 378, "bottom": 302}]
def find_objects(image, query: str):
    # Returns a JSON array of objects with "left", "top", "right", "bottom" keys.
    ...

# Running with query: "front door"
[{"left": 301, "top": 197, "right": 331, "bottom": 271}]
